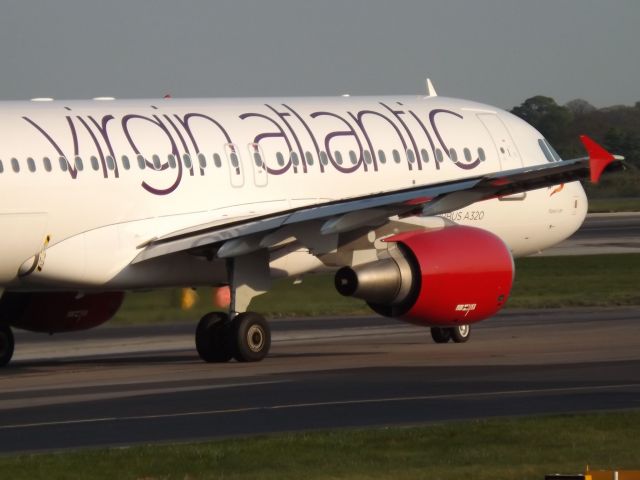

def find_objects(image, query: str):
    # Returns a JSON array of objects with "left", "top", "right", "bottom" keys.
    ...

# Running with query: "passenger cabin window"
[
  {"left": 478, "top": 148, "right": 486, "bottom": 162},
  {"left": 319, "top": 151, "right": 329, "bottom": 165},
  {"left": 183, "top": 154, "right": 193, "bottom": 169},
  {"left": 378, "top": 150, "right": 386, "bottom": 164},
  {"left": 0, "top": 160, "right": 3, "bottom": 173},
  {"left": 364, "top": 150, "right": 372, "bottom": 164},
  {"left": 106, "top": 156, "right": 115, "bottom": 171},
  {"left": 152, "top": 154, "right": 161, "bottom": 169},
  {"left": 392, "top": 150, "right": 401, "bottom": 163},
  {"left": 305, "top": 151, "right": 314, "bottom": 166},
  {"left": 27, "top": 157, "right": 36, "bottom": 172},
  {"left": 59, "top": 157, "right": 68, "bottom": 172},
  {"left": 449, "top": 148, "right": 458, "bottom": 162},
  {"left": 90, "top": 156, "right": 99, "bottom": 171},
  {"left": 290, "top": 151, "right": 299, "bottom": 166},
  {"left": 74, "top": 156, "right": 84, "bottom": 171},
  {"left": 276, "top": 152, "right": 285, "bottom": 166},
  {"left": 122, "top": 155, "right": 131, "bottom": 170},
  {"left": 420, "top": 149, "right": 429, "bottom": 163},
  {"left": 435, "top": 149, "right": 443, "bottom": 163},
  {"left": 198, "top": 153, "right": 207, "bottom": 168},
  {"left": 137, "top": 155, "right": 146, "bottom": 170},
  {"left": 407, "top": 150, "right": 415, "bottom": 163},
  {"left": 11, "top": 158, "right": 20, "bottom": 173},
  {"left": 334, "top": 151, "right": 343, "bottom": 165},
  {"left": 229, "top": 152, "right": 238, "bottom": 169},
  {"left": 253, "top": 151, "right": 263, "bottom": 167},
  {"left": 464, "top": 148, "right": 472, "bottom": 162},
  {"left": 43, "top": 157, "right": 52, "bottom": 172},
  {"left": 168, "top": 154, "right": 177, "bottom": 169},
  {"left": 213, "top": 153, "right": 222, "bottom": 168}
]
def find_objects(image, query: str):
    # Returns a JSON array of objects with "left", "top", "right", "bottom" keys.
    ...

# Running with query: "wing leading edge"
[{"left": 132, "top": 136, "right": 622, "bottom": 264}]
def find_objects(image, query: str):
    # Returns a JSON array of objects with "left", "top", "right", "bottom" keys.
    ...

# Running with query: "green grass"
[
  {"left": 112, "top": 254, "right": 640, "bottom": 324},
  {"left": 112, "top": 275, "right": 368, "bottom": 325},
  {"left": 588, "top": 197, "right": 640, "bottom": 213},
  {"left": 2, "top": 411, "right": 639, "bottom": 479},
  {"left": 584, "top": 169, "right": 640, "bottom": 202},
  {"left": 508, "top": 254, "right": 640, "bottom": 308}
]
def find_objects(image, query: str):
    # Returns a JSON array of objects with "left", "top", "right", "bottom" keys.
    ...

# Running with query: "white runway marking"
[
  {"left": 2, "top": 382, "right": 638, "bottom": 431},
  {"left": 0, "top": 380, "right": 290, "bottom": 411}
]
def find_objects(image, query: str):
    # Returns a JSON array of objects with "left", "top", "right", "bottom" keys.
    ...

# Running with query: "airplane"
[{"left": 0, "top": 80, "right": 622, "bottom": 366}]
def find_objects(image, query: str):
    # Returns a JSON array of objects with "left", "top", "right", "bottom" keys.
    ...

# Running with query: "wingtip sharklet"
[{"left": 579, "top": 135, "right": 619, "bottom": 184}]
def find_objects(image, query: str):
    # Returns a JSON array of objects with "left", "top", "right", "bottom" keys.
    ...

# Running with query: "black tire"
[
  {"left": 0, "top": 325, "right": 15, "bottom": 367},
  {"left": 449, "top": 324, "right": 471, "bottom": 343},
  {"left": 231, "top": 312, "right": 271, "bottom": 362},
  {"left": 195, "top": 312, "right": 233, "bottom": 363},
  {"left": 430, "top": 327, "right": 451, "bottom": 344}
]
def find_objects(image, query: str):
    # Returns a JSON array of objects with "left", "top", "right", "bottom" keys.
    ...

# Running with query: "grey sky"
[{"left": 0, "top": 0, "right": 638, "bottom": 109}]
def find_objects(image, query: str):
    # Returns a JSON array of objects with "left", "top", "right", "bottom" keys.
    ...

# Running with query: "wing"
[{"left": 132, "top": 136, "right": 622, "bottom": 264}]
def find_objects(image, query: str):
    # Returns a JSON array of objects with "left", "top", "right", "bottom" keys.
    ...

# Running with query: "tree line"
[{"left": 510, "top": 96, "right": 639, "bottom": 197}]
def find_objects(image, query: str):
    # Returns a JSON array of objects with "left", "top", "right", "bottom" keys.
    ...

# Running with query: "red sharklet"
[{"left": 580, "top": 135, "right": 615, "bottom": 183}]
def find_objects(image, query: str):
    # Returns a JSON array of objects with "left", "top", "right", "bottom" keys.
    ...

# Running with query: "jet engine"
[
  {"left": 335, "top": 226, "right": 514, "bottom": 326},
  {"left": 0, "top": 291, "right": 125, "bottom": 333}
]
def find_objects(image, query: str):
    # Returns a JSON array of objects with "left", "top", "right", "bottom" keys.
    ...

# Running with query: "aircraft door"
[
  {"left": 477, "top": 113, "right": 523, "bottom": 170},
  {"left": 247, "top": 143, "right": 268, "bottom": 187},
  {"left": 224, "top": 143, "right": 244, "bottom": 188}
]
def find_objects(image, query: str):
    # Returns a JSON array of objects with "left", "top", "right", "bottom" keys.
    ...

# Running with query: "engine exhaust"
[{"left": 334, "top": 249, "right": 415, "bottom": 306}]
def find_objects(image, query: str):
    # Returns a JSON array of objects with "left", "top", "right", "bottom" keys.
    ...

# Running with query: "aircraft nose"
[{"left": 565, "top": 181, "right": 588, "bottom": 239}]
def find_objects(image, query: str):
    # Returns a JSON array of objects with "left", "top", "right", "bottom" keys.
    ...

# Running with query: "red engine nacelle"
[
  {"left": 335, "top": 226, "right": 514, "bottom": 326},
  {"left": 0, "top": 291, "right": 125, "bottom": 333}
]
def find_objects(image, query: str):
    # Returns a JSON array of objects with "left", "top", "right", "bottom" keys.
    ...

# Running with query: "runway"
[
  {"left": 2, "top": 307, "right": 640, "bottom": 454},
  {"left": 541, "top": 212, "right": 640, "bottom": 256}
]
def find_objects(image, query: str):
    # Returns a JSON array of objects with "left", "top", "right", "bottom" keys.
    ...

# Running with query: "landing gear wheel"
[
  {"left": 430, "top": 327, "right": 451, "bottom": 344},
  {"left": 195, "top": 312, "right": 233, "bottom": 363},
  {"left": 0, "top": 325, "right": 15, "bottom": 367},
  {"left": 449, "top": 325, "right": 471, "bottom": 343},
  {"left": 231, "top": 312, "right": 271, "bottom": 362}
]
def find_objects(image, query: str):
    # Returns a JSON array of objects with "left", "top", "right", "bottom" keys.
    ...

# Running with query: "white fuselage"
[{"left": 0, "top": 95, "right": 586, "bottom": 290}]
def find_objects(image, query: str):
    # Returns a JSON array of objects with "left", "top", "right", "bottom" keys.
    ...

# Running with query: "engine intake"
[{"left": 335, "top": 226, "right": 514, "bottom": 326}]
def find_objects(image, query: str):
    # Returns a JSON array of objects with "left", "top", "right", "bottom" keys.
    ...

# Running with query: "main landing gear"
[
  {"left": 430, "top": 325, "right": 471, "bottom": 344},
  {"left": 0, "top": 324, "right": 15, "bottom": 367},
  {"left": 195, "top": 311, "right": 271, "bottom": 363},
  {"left": 196, "top": 251, "right": 273, "bottom": 363}
]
